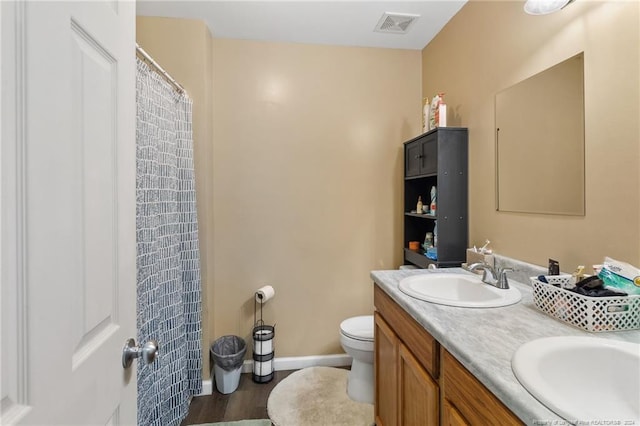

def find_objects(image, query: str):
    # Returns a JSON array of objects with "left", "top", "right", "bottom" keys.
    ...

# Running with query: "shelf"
[
  {"left": 404, "top": 248, "right": 433, "bottom": 268},
  {"left": 403, "top": 128, "right": 468, "bottom": 269},
  {"left": 405, "top": 173, "right": 436, "bottom": 181},
  {"left": 405, "top": 212, "right": 436, "bottom": 219},
  {"left": 404, "top": 249, "right": 464, "bottom": 269}
]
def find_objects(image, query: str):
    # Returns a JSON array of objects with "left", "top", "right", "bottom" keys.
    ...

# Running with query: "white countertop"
[{"left": 371, "top": 267, "right": 640, "bottom": 425}]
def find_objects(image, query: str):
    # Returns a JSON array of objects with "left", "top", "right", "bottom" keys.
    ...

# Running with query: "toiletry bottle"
[
  {"left": 436, "top": 93, "right": 447, "bottom": 127},
  {"left": 422, "top": 98, "right": 430, "bottom": 133},
  {"left": 430, "top": 186, "right": 437, "bottom": 215},
  {"left": 423, "top": 232, "right": 434, "bottom": 249},
  {"left": 433, "top": 221, "right": 438, "bottom": 247},
  {"left": 416, "top": 196, "right": 423, "bottom": 214}
]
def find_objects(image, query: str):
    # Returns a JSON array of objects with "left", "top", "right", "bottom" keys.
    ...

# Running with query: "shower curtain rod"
[{"left": 136, "top": 43, "right": 186, "bottom": 94}]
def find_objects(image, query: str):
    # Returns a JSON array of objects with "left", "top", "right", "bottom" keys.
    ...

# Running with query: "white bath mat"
[{"left": 267, "top": 367, "right": 373, "bottom": 426}]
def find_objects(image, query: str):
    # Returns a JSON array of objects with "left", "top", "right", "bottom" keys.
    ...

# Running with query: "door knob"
[{"left": 122, "top": 338, "right": 159, "bottom": 368}]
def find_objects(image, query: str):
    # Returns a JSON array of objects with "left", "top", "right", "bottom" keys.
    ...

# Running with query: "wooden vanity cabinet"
[
  {"left": 441, "top": 349, "right": 522, "bottom": 425},
  {"left": 374, "top": 284, "right": 522, "bottom": 426},
  {"left": 374, "top": 311, "right": 398, "bottom": 426},
  {"left": 374, "top": 286, "right": 439, "bottom": 426},
  {"left": 398, "top": 343, "right": 439, "bottom": 425},
  {"left": 441, "top": 399, "right": 470, "bottom": 426}
]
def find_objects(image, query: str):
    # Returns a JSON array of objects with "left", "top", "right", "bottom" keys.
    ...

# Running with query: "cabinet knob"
[{"left": 415, "top": 154, "right": 423, "bottom": 159}]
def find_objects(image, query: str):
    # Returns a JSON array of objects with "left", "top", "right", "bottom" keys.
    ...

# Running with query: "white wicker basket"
[
  {"left": 538, "top": 274, "right": 575, "bottom": 288},
  {"left": 531, "top": 276, "right": 640, "bottom": 332}
]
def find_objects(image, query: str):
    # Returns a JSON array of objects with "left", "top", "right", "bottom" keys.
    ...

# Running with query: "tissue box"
[{"left": 466, "top": 249, "right": 494, "bottom": 267}]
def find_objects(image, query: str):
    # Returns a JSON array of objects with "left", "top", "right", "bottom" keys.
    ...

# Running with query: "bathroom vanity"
[
  {"left": 374, "top": 286, "right": 519, "bottom": 425},
  {"left": 371, "top": 268, "right": 640, "bottom": 425}
]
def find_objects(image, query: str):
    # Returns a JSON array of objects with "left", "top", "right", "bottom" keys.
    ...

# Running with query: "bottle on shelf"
[
  {"left": 422, "top": 97, "right": 430, "bottom": 133},
  {"left": 416, "top": 196, "right": 423, "bottom": 214},
  {"left": 430, "top": 186, "right": 437, "bottom": 215},
  {"left": 423, "top": 232, "right": 434, "bottom": 250},
  {"left": 433, "top": 221, "right": 438, "bottom": 247}
]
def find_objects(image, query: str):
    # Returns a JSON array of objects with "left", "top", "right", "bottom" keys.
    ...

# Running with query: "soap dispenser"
[{"left": 416, "top": 196, "right": 423, "bottom": 214}]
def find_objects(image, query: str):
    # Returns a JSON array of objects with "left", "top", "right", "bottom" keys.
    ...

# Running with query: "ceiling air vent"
[{"left": 374, "top": 12, "right": 420, "bottom": 34}]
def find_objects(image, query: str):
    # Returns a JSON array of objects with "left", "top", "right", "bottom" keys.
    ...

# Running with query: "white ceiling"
[{"left": 136, "top": 1, "right": 467, "bottom": 50}]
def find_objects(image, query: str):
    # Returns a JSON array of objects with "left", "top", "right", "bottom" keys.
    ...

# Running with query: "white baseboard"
[
  {"left": 200, "top": 379, "right": 213, "bottom": 395},
  {"left": 197, "top": 353, "right": 352, "bottom": 396},
  {"left": 242, "top": 359, "right": 253, "bottom": 373},
  {"left": 271, "top": 353, "right": 352, "bottom": 371}
]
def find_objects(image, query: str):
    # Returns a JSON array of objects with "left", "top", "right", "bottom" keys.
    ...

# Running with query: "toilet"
[{"left": 339, "top": 315, "right": 375, "bottom": 404}]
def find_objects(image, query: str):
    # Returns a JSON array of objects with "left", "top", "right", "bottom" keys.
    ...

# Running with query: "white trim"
[
  {"left": 271, "top": 354, "right": 352, "bottom": 372},
  {"left": 242, "top": 359, "right": 253, "bottom": 374},
  {"left": 200, "top": 380, "right": 213, "bottom": 396},
  {"left": 197, "top": 353, "right": 352, "bottom": 396},
  {"left": 1, "top": 2, "right": 31, "bottom": 423}
]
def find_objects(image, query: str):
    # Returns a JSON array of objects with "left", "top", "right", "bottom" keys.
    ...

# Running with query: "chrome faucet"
[{"left": 467, "top": 262, "right": 513, "bottom": 290}]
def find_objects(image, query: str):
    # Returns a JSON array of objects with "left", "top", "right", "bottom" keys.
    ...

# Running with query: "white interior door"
[{"left": 1, "top": 1, "right": 138, "bottom": 424}]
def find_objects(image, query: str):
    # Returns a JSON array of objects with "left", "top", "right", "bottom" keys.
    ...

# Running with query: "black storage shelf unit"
[{"left": 403, "top": 127, "right": 468, "bottom": 268}]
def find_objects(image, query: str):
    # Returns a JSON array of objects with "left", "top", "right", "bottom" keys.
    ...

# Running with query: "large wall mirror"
[{"left": 496, "top": 53, "right": 585, "bottom": 215}]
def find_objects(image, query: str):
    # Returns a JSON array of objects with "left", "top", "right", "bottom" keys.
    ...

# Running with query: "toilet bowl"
[{"left": 340, "top": 315, "right": 374, "bottom": 404}]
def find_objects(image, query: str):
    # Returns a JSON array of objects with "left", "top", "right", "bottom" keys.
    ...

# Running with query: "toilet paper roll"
[
  {"left": 255, "top": 285, "right": 275, "bottom": 304},
  {"left": 253, "top": 359, "right": 273, "bottom": 376},
  {"left": 254, "top": 338, "right": 273, "bottom": 355}
]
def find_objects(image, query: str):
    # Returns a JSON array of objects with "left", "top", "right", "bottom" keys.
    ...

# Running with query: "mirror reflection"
[{"left": 496, "top": 53, "right": 585, "bottom": 215}]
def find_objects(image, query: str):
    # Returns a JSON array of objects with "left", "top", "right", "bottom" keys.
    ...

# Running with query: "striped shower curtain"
[{"left": 135, "top": 58, "right": 202, "bottom": 426}]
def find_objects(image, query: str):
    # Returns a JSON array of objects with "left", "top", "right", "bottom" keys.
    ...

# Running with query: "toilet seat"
[{"left": 340, "top": 315, "right": 374, "bottom": 341}]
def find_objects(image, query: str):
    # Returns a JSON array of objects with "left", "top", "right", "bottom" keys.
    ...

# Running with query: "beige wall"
[
  {"left": 422, "top": 1, "right": 640, "bottom": 270},
  {"left": 136, "top": 17, "right": 215, "bottom": 377},
  {"left": 212, "top": 39, "right": 421, "bottom": 356},
  {"left": 135, "top": 21, "right": 421, "bottom": 364},
  {"left": 135, "top": 1, "right": 640, "bottom": 372}
]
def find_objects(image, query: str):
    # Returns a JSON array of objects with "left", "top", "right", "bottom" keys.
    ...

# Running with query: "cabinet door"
[
  {"left": 375, "top": 312, "right": 398, "bottom": 426},
  {"left": 405, "top": 141, "right": 421, "bottom": 177},
  {"left": 418, "top": 137, "right": 437, "bottom": 175},
  {"left": 442, "top": 400, "right": 470, "bottom": 426},
  {"left": 398, "top": 344, "right": 438, "bottom": 426},
  {"left": 442, "top": 349, "right": 523, "bottom": 425}
]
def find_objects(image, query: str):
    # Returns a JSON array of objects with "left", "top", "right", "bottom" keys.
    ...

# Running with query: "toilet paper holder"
[{"left": 253, "top": 289, "right": 275, "bottom": 383}]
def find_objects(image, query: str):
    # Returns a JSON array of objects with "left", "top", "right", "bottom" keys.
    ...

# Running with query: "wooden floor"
[{"left": 181, "top": 370, "right": 295, "bottom": 425}]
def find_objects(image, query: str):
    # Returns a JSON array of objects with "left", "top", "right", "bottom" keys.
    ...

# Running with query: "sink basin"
[
  {"left": 398, "top": 273, "right": 521, "bottom": 308},
  {"left": 512, "top": 336, "right": 640, "bottom": 423}
]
